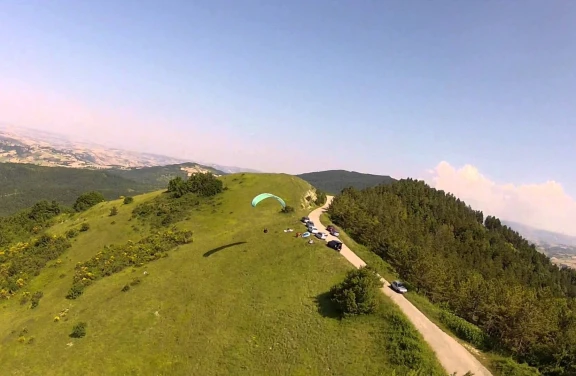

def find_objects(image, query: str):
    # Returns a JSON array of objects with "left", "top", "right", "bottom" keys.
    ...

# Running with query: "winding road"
[{"left": 308, "top": 195, "right": 492, "bottom": 376}]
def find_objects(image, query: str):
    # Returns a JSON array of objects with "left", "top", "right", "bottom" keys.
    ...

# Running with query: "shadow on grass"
[
  {"left": 203, "top": 242, "right": 247, "bottom": 257},
  {"left": 314, "top": 291, "right": 342, "bottom": 319}
]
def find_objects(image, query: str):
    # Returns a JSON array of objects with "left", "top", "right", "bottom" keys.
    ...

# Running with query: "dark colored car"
[
  {"left": 301, "top": 216, "right": 310, "bottom": 223},
  {"left": 326, "top": 240, "right": 342, "bottom": 251}
]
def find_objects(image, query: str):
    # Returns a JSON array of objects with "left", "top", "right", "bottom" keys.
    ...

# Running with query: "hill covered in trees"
[
  {"left": 0, "top": 163, "right": 156, "bottom": 215},
  {"left": 0, "top": 162, "right": 226, "bottom": 216},
  {"left": 328, "top": 179, "right": 576, "bottom": 375},
  {"left": 297, "top": 170, "right": 396, "bottom": 194}
]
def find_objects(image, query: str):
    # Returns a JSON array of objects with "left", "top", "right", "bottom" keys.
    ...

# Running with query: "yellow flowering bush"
[{"left": 66, "top": 228, "right": 192, "bottom": 299}]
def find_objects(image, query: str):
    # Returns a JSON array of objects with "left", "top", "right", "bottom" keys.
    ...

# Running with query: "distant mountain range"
[
  {"left": 0, "top": 124, "right": 257, "bottom": 173},
  {"left": 297, "top": 170, "right": 396, "bottom": 194}
]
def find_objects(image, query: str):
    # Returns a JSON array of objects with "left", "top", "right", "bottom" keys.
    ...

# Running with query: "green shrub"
[
  {"left": 19, "top": 292, "right": 30, "bottom": 305},
  {"left": 0, "top": 235, "right": 71, "bottom": 298},
  {"left": 73, "top": 191, "right": 105, "bottom": 212},
  {"left": 491, "top": 356, "right": 541, "bottom": 375},
  {"left": 66, "top": 283, "right": 85, "bottom": 300},
  {"left": 79, "top": 223, "right": 90, "bottom": 232},
  {"left": 167, "top": 172, "right": 223, "bottom": 198},
  {"left": 123, "top": 196, "right": 134, "bottom": 205},
  {"left": 132, "top": 193, "right": 201, "bottom": 228},
  {"left": 314, "top": 190, "right": 327, "bottom": 206},
  {"left": 121, "top": 285, "right": 130, "bottom": 292},
  {"left": 281, "top": 205, "right": 295, "bottom": 213},
  {"left": 385, "top": 312, "right": 442, "bottom": 373},
  {"left": 439, "top": 310, "right": 489, "bottom": 349},
  {"left": 109, "top": 206, "right": 118, "bottom": 216},
  {"left": 30, "top": 291, "right": 43, "bottom": 309},
  {"left": 70, "top": 322, "right": 87, "bottom": 338},
  {"left": 65, "top": 228, "right": 79, "bottom": 239},
  {"left": 329, "top": 266, "right": 382, "bottom": 316}
]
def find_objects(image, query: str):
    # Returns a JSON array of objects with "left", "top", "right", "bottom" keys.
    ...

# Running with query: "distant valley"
[
  {"left": 502, "top": 220, "right": 576, "bottom": 269},
  {"left": 0, "top": 124, "right": 256, "bottom": 173}
]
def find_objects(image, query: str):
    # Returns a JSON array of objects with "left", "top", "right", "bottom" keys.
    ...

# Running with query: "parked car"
[
  {"left": 315, "top": 232, "right": 327, "bottom": 240},
  {"left": 301, "top": 216, "right": 310, "bottom": 223},
  {"left": 308, "top": 226, "right": 319, "bottom": 234},
  {"left": 390, "top": 281, "right": 408, "bottom": 294},
  {"left": 326, "top": 240, "right": 343, "bottom": 251},
  {"left": 326, "top": 225, "right": 340, "bottom": 236}
]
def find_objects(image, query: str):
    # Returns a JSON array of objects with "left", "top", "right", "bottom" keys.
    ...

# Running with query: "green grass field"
[{"left": 0, "top": 173, "right": 444, "bottom": 376}]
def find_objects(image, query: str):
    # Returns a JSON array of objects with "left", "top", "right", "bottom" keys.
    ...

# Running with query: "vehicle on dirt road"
[
  {"left": 326, "top": 225, "right": 340, "bottom": 237},
  {"left": 308, "top": 226, "right": 319, "bottom": 234},
  {"left": 390, "top": 281, "right": 408, "bottom": 294},
  {"left": 315, "top": 232, "right": 327, "bottom": 240},
  {"left": 326, "top": 240, "right": 342, "bottom": 251},
  {"left": 301, "top": 216, "right": 310, "bottom": 223}
]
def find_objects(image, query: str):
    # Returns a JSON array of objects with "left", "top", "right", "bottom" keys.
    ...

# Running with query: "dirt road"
[{"left": 308, "top": 196, "right": 492, "bottom": 376}]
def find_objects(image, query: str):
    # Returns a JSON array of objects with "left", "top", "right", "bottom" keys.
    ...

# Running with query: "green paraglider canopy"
[{"left": 251, "top": 193, "right": 286, "bottom": 208}]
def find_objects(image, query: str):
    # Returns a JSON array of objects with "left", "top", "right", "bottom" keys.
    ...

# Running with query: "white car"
[
  {"left": 308, "top": 226, "right": 319, "bottom": 234},
  {"left": 315, "top": 232, "right": 327, "bottom": 240}
]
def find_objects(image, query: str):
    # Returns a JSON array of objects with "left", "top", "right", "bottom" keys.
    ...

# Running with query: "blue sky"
[{"left": 1, "top": 1, "right": 575, "bottom": 200}]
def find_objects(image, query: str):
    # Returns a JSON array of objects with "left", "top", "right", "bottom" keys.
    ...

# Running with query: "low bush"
[
  {"left": 70, "top": 322, "right": 87, "bottom": 338},
  {"left": 109, "top": 206, "right": 118, "bottom": 216},
  {"left": 329, "top": 266, "right": 381, "bottom": 316},
  {"left": 73, "top": 191, "right": 105, "bottom": 212},
  {"left": 65, "top": 228, "right": 79, "bottom": 239},
  {"left": 30, "top": 291, "right": 43, "bottom": 309},
  {"left": 79, "top": 223, "right": 90, "bottom": 232},
  {"left": 132, "top": 193, "right": 202, "bottom": 228},
  {"left": 281, "top": 205, "right": 295, "bottom": 213},
  {"left": 123, "top": 196, "right": 134, "bottom": 205},
  {"left": 0, "top": 235, "right": 71, "bottom": 298},
  {"left": 439, "top": 310, "right": 490, "bottom": 349},
  {"left": 491, "top": 356, "right": 541, "bottom": 376}
]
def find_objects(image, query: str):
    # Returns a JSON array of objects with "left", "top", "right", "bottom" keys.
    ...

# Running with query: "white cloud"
[{"left": 427, "top": 161, "right": 576, "bottom": 236}]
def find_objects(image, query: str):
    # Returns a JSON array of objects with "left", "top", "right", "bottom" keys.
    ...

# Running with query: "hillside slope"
[
  {"left": 0, "top": 173, "right": 444, "bottom": 376},
  {"left": 107, "top": 162, "right": 226, "bottom": 186},
  {"left": 327, "top": 179, "right": 576, "bottom": 375},
  {"left": 0, "top": 162, "right": 227, "bottom": 216},
  {"left": 0, "top": 163, "right": 156, "bottom": 215},
  {"left": 297, "top": 170, "right": 396, "bottom": 194}
]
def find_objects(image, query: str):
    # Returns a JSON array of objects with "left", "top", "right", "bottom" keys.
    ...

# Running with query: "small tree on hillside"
[
  {"left": 109, "top": 206, "right": 118, "bottom": 216},
  {"left": 314, "top": 190, "right": 327, "bottom": 206},
  {"left": 28, "top": 200, "right": 62, "bottom": 222},
  {"left": 123, "top": 196, "right": 134, "bottom": 204},
  {"left": 329, "top": 266, "right": 382, "bottom": 317},
  {"left": 167, "top": 173, "right": 223, "bottom": 198},
  {"left": 73, "top": 191, "right": 105, "bottom": 212},
  {"left": 167, "top": 176, "right": 188, "bottom": 198}
]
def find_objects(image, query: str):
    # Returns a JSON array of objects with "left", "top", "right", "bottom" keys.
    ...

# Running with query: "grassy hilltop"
[{"left": 0, "top": 173, "right": 443, "bottom": 376}]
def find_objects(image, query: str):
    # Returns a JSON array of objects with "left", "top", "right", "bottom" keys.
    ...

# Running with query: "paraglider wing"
[{"left": 251, "top": 193, "right": 286, "bottom": 208}]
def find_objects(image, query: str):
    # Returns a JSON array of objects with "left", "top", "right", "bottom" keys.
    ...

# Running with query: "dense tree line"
[
  {"left": 328, "top": 179, "right": 576, "bottom": 375},
  {"left": 167, "top": 172, "right": 223, "bottom": 198}
]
